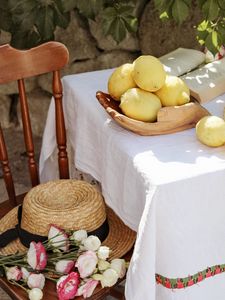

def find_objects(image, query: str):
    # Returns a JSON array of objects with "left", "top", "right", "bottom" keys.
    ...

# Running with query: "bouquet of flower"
[{"left": 0, "top": 225, "right": 128, "bottom": 300}]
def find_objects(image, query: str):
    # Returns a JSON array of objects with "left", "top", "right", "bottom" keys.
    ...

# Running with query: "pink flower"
[
  {"left": 6, "top": 266, "right": 22, "bottom": 281},
  {"left": 76, "top": 279, "right": 99, "bottom": 298},
  {"left": 75, "top": 251, "right": 98, "bottom": 278},
  {"left": 27, "top": 273, "right": 45, "bottom": 290},
  {"left": 27, "top": 242, "right": 47, "bottom": 271},
  {"left": 48, "top": 225, "right": 69, "bottom": 251},
  {"left": 55, "top": 260, "right": 75, "bottom": 274},
  {"left": 56, "top": 272, "right": 80, "bottom": 300}
]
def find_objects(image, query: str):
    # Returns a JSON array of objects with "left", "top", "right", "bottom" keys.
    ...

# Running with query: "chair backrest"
[{"left": 0, "top": 41, "right": 70, "bottom": 205}]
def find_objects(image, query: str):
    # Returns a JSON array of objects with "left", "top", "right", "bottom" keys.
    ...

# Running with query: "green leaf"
[
  {"left": 202, "top": 0, "right": 219, "bottom": 20},
  {"left": 101, "top": 4, "right": 137, "bottom": 41},
  {"left": 35, "top": 6, "right": 55, "bottom": 41},
  {"left": 159, "top": 11, "right": 169, "bottom": 20},
  {"left": 197, "top": 0, "right": 206, "bottom": 9},
  {"left": 212, "top": 30, "right": 219, "bottom": 48},
  {"left": 102, "top": 6, "right": 118, "bottom": 18},
  {"left": 183, "top": 0, "right": 192, "bottom": 5},
  {"left": 172, "top": 0, "right": 190, "bottom": 24},
  {"left": 0, "top": 0, "right": 12, "bottom": 31},
  {"left": 9, "top": 0, "right": 37, "bottom": 15},
  {"left": 197, "top": 30, "right": 209, "bottom": 45},
  {"left": 61, "top": 0, "right": 78, "bottom": 12},
  {"left": 115, "top": 4, "right": 135, "bottom": 16},
  {"left": 109, "top": 18, "right": 127, "bottom": 43},
  {"left": 205, "top": 31, "right": 219, "bottom": 54},
  {"left": 76, "top": 0, "right": 104, "bottom": 19},
  {"left": 217, "top": 0, "right": 225, "bottom": 10},
  {"left": 154, "top": 0, "right": 165, "bottom": 10},
  {"left": 10, "top": 28, "right": 41, "bottom": 49},
  {"left": 53, "top": 0, "right": 70, "bottom": 28},
  {"left": 197, "top": 19, "right": 209, "bottom": 31},
  {"left": 214, "top": 21, "right": 225, "bottom": 49},
  {"left": 123, "top": 15, "right": 138, "bottom": 33}
]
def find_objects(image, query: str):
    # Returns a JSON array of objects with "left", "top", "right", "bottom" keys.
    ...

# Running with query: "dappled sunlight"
[{"left": 184, "top": 65, "right": 222, "bottom": 88}]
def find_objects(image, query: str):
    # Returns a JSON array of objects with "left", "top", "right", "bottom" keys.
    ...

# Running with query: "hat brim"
[{"left": 0, "top": 205, "right": 136, "bottom": 259}]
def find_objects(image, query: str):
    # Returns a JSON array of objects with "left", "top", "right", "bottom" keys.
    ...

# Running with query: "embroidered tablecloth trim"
[{"left": 156, "top": 264, "right": 225, "bottom": 289}]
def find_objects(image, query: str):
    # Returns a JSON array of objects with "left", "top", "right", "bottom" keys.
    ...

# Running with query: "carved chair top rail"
[{"left": 0, "top": 42, "right": 69, "bottom": 83}]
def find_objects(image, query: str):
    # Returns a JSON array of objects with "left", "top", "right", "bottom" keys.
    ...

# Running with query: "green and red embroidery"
[{"left": 156, "top": 264, "right": 225, "bottom": 289}]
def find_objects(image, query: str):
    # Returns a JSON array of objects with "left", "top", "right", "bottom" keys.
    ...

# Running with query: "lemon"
[
  {"left": 155, "top": 75, "right": 190, "bottom": 106},
  {"left": 132, "top": 55, "right": 166, "bottom": 92},
  {"left": 120, "top": 88, "right": 162, "bottom": 122},
  {"left": 196, "top": 116, "right": 225, "bottom": 147},
  {"left": 108, "top": 63, "right": 136, "bottom": 101}
]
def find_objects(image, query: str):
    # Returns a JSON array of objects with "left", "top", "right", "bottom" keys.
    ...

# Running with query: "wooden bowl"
[{"left": 96, "top": 91, "right": 210, "bottom": 136}]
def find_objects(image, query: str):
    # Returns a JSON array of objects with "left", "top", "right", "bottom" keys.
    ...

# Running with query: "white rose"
[
  {"left": 97, "top": 246, "right": 110, "bottom": 260},
  {"left": 92, "top": 273, "right": 103, "bottom": 281},
  {"left": 27, "top": 274, "right": 45, "bottom": 290},
  {"left": 100, "top": 268, "right": 119, "bottom": 287},
  {"left": 75, "top": 250, "right": 98, "bottom": 278},
  {"left": 82, "top": 235, "right": 101, "bottom": 251},
  {"left": 72, "top": 230, "right": 88, "bottom": 242},
  {"left": 110, "top": 258, "right": 126, "bottom": 278},
  {"left": 98, "top": 259, "right": 110, "bottom": 271},
  {"left": 28, "top": 288, "right": 43, "bottom": 300},
  {"left": 21, "top": 267, "right": 30, "bottom": 281}
]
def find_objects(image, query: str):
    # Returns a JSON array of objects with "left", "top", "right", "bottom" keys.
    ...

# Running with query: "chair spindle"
[
  {"left": 17, "top": 79, "right": 39, "bottom": 187},
  {"left": 53, "top": 70, "right": 69, "bottom": 179},
  {"left": 0, "top": 125, "right": 17, "bottom": 206}
]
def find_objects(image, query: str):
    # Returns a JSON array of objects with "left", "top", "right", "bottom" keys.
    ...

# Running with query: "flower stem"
[{"left": 8, "top": 279, "right": 28, "bottom": 293}]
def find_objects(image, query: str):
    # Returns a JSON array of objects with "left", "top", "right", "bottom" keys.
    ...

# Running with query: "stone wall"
[{"left": 0, "top": 2, "right": 201, "bottom": 136}]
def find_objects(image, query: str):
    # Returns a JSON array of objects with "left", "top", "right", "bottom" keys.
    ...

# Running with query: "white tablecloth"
[{"left": 39, "top": 69, "right": 225, "bottom": 300}]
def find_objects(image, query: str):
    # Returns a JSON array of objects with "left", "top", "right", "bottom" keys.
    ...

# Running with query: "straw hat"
[{"left": 0, "top": 180, "right": 136, "bottom": 259}]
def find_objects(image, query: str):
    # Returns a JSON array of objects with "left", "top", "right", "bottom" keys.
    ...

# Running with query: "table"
[{"left": 39, "top": 69, "right": 225, "bottom": 300}]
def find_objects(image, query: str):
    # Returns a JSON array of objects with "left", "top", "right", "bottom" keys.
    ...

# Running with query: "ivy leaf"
[
  {"left": 202, "top": 0, "right": 219, "bottom": 20},
  {"left": 172, "top": 0, "right": 190, "bottom": 24}
]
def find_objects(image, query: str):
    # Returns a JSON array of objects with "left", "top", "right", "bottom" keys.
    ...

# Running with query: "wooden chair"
[{"left": 0, "top": 42, "right": 129, "bottom": 299}]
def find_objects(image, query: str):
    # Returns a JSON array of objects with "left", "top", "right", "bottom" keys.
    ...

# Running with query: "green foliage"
[
  {"left": 0, "top": 0, "right": 224, "bottom": 53},
  {"left": 6, "top": 0, "right": 70, "bottom": 49},
  {"left": 154, "top": 0, "right": 225, "bottom": 54},
  {"left": 0, "top": 0, "right": 138, "bottom": 49}
]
